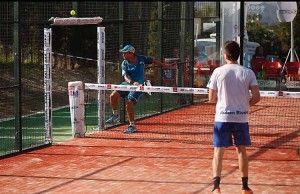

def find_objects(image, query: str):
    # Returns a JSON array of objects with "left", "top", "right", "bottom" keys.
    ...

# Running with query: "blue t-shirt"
[{"left": 121, "top": 55, "right": 153, "bottom": 84}]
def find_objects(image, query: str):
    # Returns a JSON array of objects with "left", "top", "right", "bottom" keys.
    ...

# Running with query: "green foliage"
[
  {"left": 194, "top": 4, "right": 216, "bottom": 18},
  {"left": 0, "top": 45, "right": 14, "bottom": 64},
  {"left": 294, "top": 3, "right": 300, "bottom": 54},
  {"left": 147, "top": 7, "right": 158, "bottom": 57},
  {"left": 247, "top": 14, "right": 292, "bottom": 56}
]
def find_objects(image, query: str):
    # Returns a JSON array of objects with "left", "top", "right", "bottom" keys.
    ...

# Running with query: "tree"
[
  {"left": 293, "top": 3, "right": 300, "bottom": 56},
  {"left": 247, "top": 12, "right": 292, "bottom": 57},
  {"left": 147, "top": 6, "right": 158, "bottom": 57}
]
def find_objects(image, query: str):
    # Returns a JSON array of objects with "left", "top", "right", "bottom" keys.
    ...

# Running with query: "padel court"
[{"left": 1, "top": 2, "right": 300, "bottom": 193}]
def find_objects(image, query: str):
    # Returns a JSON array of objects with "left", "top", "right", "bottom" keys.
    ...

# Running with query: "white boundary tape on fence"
[
  {"left": 97, "top": 27, "right": 106, "bottom": 130},
  {"left": 44, "top": 28, "right": 53, "bottom": 144}
]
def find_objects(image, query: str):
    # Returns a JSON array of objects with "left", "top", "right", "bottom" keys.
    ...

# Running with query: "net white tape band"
[
  {"left": 84, "top": 83, "right": 300, "bottom": 98},
  {"left": 85, "top": 83, "right": 208, "bottom": 95},
  {"left": 260, "top": 91, "right": 300, "bottom": 98}
]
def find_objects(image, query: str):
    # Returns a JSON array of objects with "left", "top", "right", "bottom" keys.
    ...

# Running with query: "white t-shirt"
[{"left": 207, "top": 64, "right": 258, "bottom": 122}]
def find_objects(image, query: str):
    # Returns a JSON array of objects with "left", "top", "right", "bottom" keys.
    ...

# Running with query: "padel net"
[{"left": 68, "top": 81, "right": 300, "bottom": 148}]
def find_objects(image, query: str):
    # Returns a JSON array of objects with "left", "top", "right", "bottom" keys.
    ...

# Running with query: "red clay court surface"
[{"left": 0, "top": 99, "right": 299, "bottom": 193}]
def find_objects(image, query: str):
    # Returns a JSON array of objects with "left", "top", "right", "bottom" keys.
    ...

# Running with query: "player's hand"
[{"left": 133, "top": 82, "right": 140, "bottom": 86}]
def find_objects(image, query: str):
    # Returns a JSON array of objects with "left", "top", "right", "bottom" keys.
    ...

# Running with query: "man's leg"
[
  {"left": 110, "top": 91, "right": 120, "bottom": 114},
  {"left": 236, "top": 146, "right": 248, "bottom": 178},
  {"left": 233, "top": 123, "right": 253, "bottom": 193},
  {"left": 212, "top": 122, "right": 233, "bottom": 193},
  {"left": 123, "top": 100, "right": 137, "bottom": 134},
  {"left": 124, "top": 91, "right": 143, "bottom": 134},
  {"left": 126, "top": 100, "right": 135, "bottom": 124},
  {"left": 212, "top": 147, "right": 225, "bottom": 192},
  {"left": 236, "top": 146, "right": 253, "bottom": 193},
  {"left": 106, "top": 91, "right": 120, "bottom": 124}
]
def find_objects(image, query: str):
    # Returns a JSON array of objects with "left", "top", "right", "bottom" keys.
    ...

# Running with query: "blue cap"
[{"left": 119, "top": 44, "right": 135, "bottom": 53}]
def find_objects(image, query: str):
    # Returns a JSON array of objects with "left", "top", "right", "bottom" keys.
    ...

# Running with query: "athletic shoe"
[
  {"left": 241, "top": 188, "right": 253, "bottom": 194},
  {"left": 212, "top": 188, "right": 221, "bottom": 194},
  {"left": 105, "top": 114, "right": 120, "bottom": 124},
  {"left": 124, "top": 125, "right": 137, "bottom": 134}
]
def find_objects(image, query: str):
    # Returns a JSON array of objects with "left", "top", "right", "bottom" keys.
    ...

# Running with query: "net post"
[
  {"left": 68, "top": 81, "right": 86, "bottom": 137},
  {"left": 44, "top": 28, "right": 53, "bottom": 143},
  {"left": 97, "top": 27, "right": 106, "bottom": 130}
]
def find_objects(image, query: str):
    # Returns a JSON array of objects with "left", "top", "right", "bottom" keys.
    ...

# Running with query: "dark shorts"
[
  {"left": 213, "top": 122, "right": 251, "bottom": 147},
  {"left": 118, "top": 82, "right": 144, "bottom": 103}
]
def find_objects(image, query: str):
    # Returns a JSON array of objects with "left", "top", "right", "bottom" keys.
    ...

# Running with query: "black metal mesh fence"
[
  {"left": 0, "top": 2, "right": 17, "bottom": 156},
  {"left": 0, "top": 1, "right": 195, "bottom": 157},
  {"left": 0, "top": 2, "right": 13, "bottom": 68}
]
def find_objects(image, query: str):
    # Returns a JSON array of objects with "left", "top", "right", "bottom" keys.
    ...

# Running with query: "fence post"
[{"left": 13, "top": 1, "right": 22, "bottom": 151}]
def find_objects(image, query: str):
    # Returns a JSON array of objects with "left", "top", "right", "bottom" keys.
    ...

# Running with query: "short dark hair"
[{"left": 224, "top": 41, "right": 240, "bottom": 61}]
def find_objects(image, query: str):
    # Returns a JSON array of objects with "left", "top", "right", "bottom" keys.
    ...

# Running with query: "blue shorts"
[
  {"left": 118, "top": 82, "right": 144, "bottom": 103},
  {"left": 213, "top": 122, "right": 251, "bottom": 147}
]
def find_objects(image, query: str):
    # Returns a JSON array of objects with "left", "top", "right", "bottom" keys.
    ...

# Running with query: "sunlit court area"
[{"left": 0, "top": 2, "right": 299, "bottom": 194}]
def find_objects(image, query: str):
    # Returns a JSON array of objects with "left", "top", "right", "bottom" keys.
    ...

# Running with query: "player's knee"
[
  {"left": 236, "top": 146, "right": 247, "bottom": 154},
  {"left": 126, "top": 100, "right": 135, "bottom": 110},
  {"left": 126, "top": 100, "right": 135, "bottom": 106},
  {"left": 110, "top": 92, "right": 115, "bottom": 98},
  {"left": 111, "top": 91, "right": 119, "bottom": 98},
  {"left": 127, "top": 95, "right": 138, "bottom": 104}
]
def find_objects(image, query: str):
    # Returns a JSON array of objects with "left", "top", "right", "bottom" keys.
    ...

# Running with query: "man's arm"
[
  {"left": 123, "top": 74, "right": 132, "bottom": 84},
  {"left": 208, "top": 88, "right": 217, "bottom": 103},
  {"left": 124, "top": 74, "right": 139, "bottom": 85},
  {"left": 152, "top": 59, "right": 164, "bottom": 67},
  {"left": 249, "top": 85, "right": 260, "bottom": 106}
]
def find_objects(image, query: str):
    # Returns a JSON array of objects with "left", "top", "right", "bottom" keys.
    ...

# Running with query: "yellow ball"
[{"left": 70, "top": 10, "right": 76, "bottom": 16}]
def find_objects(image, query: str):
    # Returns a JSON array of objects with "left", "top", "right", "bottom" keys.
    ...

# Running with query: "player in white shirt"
[{"left": 207, "top": 41, "right": 260, "bottom": 194}]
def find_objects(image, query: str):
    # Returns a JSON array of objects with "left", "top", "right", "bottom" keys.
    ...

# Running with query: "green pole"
[
  {"left": 158, "top": 2, "right": 163, "bottom": 113},
  {"left": 179, "top": 2, "right": 187, "bottom": 87},
  {"left": 13, "top": 1, "right": 22, "bottom": 152},
  {"left": 119, "top": 2, "right": 126, "bottom": 123}
]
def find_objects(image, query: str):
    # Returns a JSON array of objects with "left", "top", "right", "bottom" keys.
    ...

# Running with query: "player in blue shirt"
[{"left": 106, "top": 44, "right": 163, "bottom": 133}]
